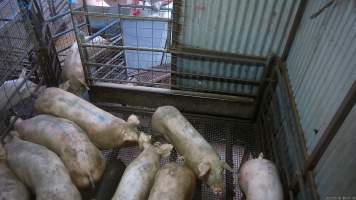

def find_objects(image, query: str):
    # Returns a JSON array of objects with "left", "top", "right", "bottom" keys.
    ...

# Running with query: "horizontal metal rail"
[
  {"left": 91, "top": 78, "right": 257, "bottom": 98},
  {"left": 52, "top": 22, "right": 87, "bottom": 39},
  {"left": 72, "top": 11, "right": 172, "bottom": 22},
  {"left": 45, "top": 7, "right": 82, "bottom": 22},
  {"left": 88, "top": 35, "right": 123, "bottom": 60},
  {"left": 57, "top": 44, "right": 72, "bottom": 54},
  {"left": 118, "top": 4, "right": 172, "bottom": 11},
  {"left": 170, "top": 46, "right": 267, "bottom": 65},
  {"left": 86, "top": 62, "right": 261, "bottom": 85},
  {"left": 82, "top": 43, "right": 167, "bottom": 53},
  {"left": 85, "top": 20, "right": 119, "bottom": 42},
  {"left": 101, "top": 64, "right": 125, "bottom": 79},
  {"left": 90, "top": 82, "right": 256, "bottom": 119}
]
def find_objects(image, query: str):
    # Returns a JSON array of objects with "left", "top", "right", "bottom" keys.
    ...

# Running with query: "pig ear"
[
  {"left": 127, "top": 114, "right": 140, "bottom": 126},
  {"left": 222, "top": 162, "right": 233, "bottom": 172},
  {"left": 198, "top": 162, "right": 211, "bottom": 178},
  {"left": 156, "top": 143, "right": 173, "bottom": 158},
  {"left": 138, "top": 132, "right": 151, "bottom": 149},
  {"left": 59, "top": 80, "right": 71, "bottom": 91},
  {"left": 258, "top": 153, "right": 264, "bottom": 159}
]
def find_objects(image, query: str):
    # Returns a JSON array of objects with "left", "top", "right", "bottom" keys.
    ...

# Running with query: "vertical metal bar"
[
  {"left": 281, "top": 0, "right": 308, "bottom": 61},
  {"left": 81, "top": 0, "right": 91, "bottom": 34},
  {"left": 69, "top": 2, "right": 91, "bottom": 86},
  {"left": 225, "top": 124, "right": 234, "bottom": 200},
  {"left": 278, "top": 63, "right": 308, "bottom": 160},
  {"left": 253, "top": 54, "right": 276, "bottom": 120},
  {"left": 170, "top": 0, "right": 182, "bottom": 89}
]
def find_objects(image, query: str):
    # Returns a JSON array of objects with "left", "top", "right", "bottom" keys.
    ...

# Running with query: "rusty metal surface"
[{"left": 90, "top": 82, "right": 256, "bottom": 119}]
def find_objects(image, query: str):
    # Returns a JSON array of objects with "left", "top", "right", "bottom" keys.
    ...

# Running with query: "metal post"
[
  {"left": 81, "top": 0, "right": 92, "bottom": 34},
  {"left": 69, "top": 2, "right": 92, "bottom": 86}
]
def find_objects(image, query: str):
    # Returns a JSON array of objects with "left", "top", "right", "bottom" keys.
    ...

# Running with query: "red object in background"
[
  {"left": 130, "top": 0, "right": 141, "bottom": 16},
  {"left": 131, "top": 8, "right": 141, "bottom": 16}
]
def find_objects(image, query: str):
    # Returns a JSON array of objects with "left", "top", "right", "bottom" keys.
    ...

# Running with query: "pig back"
[
  {"left": 148, "top": 163, "right": 196, "bottom": 200},
  {"left": 112, "top": 145, "right": 161, "bottom": 200},
  {"left": 14, "top": 114, "right": 106, "bottom": 188},
  {"left": 239, "top": 154, "right": 283, "bottom": 200},
  {"left": 5, "top": 136, "right": 81, "bottom": 200}
]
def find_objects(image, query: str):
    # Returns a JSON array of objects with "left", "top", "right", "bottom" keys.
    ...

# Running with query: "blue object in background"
[
  {"left": 122, "top": 20, "right": 169, "bottom": 70},
  {"left": 68, "top": 0, "right": 76, "bottom": 4}
]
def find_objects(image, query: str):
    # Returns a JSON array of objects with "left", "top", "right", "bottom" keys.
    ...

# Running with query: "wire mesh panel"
[
  {"left": 36, "top": 0, "right": 88, "bottom": 64},
  {"left": 68, "top": 0, "right": 268, "bottom": 104},
  {"left": 70, "top": 1, "right": 175, "bottom": 87},
  {"left": 0, "top": 0, "right": 41, "bottom": 138},
  {"left": 256, "top": 63, "right": 318, "bottom": 200},
  {"left": 0, "top": 0, "right": 32, "bottom": 83}
]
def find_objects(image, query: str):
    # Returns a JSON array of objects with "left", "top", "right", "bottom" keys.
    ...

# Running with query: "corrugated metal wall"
[
  {"left": 314, "top": 104, "right": 356, "bottom": 199},
  {"left": 286, "top": 0, "right": 356, "bottom": 198},
  {"left": 176, "top": 0, "right": 300, "bottom": 95},
  {"left": 179, "top": 0, "right": 299, "bottom": 55},
  {"left": 286, "top": 0, "right": 356, "bottom": 152}
]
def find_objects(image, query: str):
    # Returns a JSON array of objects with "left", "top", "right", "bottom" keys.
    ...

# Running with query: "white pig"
[
  {"left": 112, "top": 132, "right": 173, "bottom": 200},
  {"left": 0, "top": 69, "right": 39, "bottom": 111},
  {"left": 151, "top": 106, "right": 232, "bottom": 193},
  {"left": 13, "top": 115, "right": 106, "bottom": 189},
  {"left": 35, "top": 87, "right": 140, "bottom": 149},
  {"left": 4, "top": 132, "right": 81, "bottom": 200},
  {"left": 61, "top": 36, "right": 108, "bottom": 96},
  {"left": 239, "top": 153, "right": 283, "bottom": 200},
  {"left": 0, "top": 143, "right": 30, "bottom": 200}
]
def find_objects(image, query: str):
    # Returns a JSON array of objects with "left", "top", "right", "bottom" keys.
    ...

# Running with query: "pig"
[
  {"left": 61, "top": 41, "right": 86, "bottom": 96},
  {"left": 0, "top": 68, "right": 40, "bottom": 111},
  {"left": 111, "top": 132, "right": 173, "bottom": 200},
  {"left": 148, "top": 163, "right": 196, "bottom": 200},
  {"left": 61, "top": 36, "right": 108, "bottom": 96},
  {"left": 239, "top": 153, "right": 283, "bottom": 200},
  {"left": 12, "top": 114, "right": 106, "bottom": 188},
  {"left": 4, "top": 132, "right": 81, "bottom": 200},
  {"left": 0, "top": 143, "right": 30, "bottom": 200},
  {"left": 34, "top": 87, "right": 139, "bottom": 149},
  {"left": 151, "top": 106, "right": 232, "bottom": 193}
]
